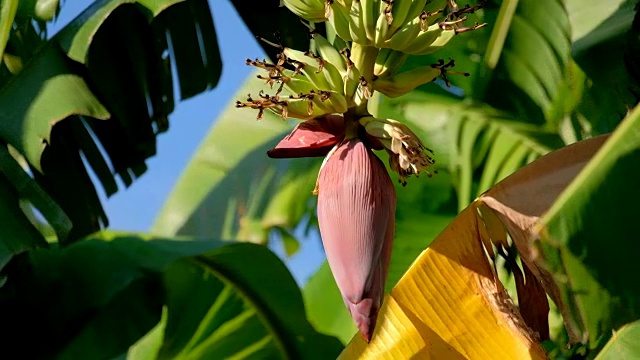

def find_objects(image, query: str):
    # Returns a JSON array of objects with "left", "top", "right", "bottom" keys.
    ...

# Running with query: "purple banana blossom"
[
  {"left": 317, "top": 138, "right": 396, "bottom": 342},
  {"left": 269, "top": 116, "right": 396, "bottom": 342}
]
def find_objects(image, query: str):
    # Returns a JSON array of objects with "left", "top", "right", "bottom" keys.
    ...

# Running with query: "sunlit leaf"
[
  {"left": 566, "top": 0, "right": 633, "bottom": 47},
  {"left": 568, "top": 0, "right": 640, "bottom": 138},
  {"left": 0, "top": 0, "right": 18, "bottom": 63},
  {"left": 594, "top": 320, "right": 640, "bottom": 360},
  {"left": 340, "top": 205, "right": 546, "bottom": 359}
]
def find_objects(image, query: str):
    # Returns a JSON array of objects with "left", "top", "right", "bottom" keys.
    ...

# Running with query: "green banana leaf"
[
  {"left": 446, "top": 105, "right": 563, "bottom": 210},
  {"left": 593, "top": 320, "right": 640, "bottom": 360},
  {"left": 567, "top": 0, "right": 640, "bottom": 138},
  {"left": 0, "top": 0, "right": 221, "bottom": 254},
  {"left": 396, "top": 0, "right": 638, "bottom": 211},
  {"left": 153, "top": 71, "right": 323, "bottom": 255},
  {"left": 566, "top": 0, "right": 633, "bottom": 48},
  {"left": 0, "top": 0, "right": 18, "bottom": 63},
  {"left": 0, "top": 231, "right": 342, "bottom": 359},
  {"left": 478, "top": 0, "right": 572, "bottom": 124},
  {"left": 534, "top": 103, "right": 640, "bottom": 352}
]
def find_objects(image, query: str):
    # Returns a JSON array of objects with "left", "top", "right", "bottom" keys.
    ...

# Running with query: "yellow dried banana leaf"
[{"left": 339, "top": 134, "right": 610, "bottom": 359}]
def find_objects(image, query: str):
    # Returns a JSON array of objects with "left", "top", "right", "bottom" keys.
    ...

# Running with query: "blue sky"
[{"left": 51, "top": 0, "right": 325, "bottom": 285}]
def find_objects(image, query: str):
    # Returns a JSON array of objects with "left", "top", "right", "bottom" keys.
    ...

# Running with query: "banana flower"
[{"left": 268, "top": 115, "right": 396, "bottom": 342}]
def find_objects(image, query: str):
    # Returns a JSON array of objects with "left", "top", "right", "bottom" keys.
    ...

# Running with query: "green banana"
[
  {"left": 374, "top": 48, "right": 408, "bottom": 77},
  {"left": 311, "top": 34, "right": 348, "bottom": 93},
  {"left": 423, "top": 0, "right": 448, "bottom": 15},
  {"left": 385, "top": 16, "right": 421, "bottom": 50},
  {"left": 327, "top": 2, "right": 353, "bottom": 42},
  {"left": 282, "top": 72, "right": 316, "bottom": 94},
  {"left": 281, "top": 74, "right": 335, "bottom": 113},
  {"left": 0, "top": 0, "right": 18, "bottom": 63},
  {"left": 371, "top": 64, "right": 441, "bottom": 97},
  {"left": 360, "top": 0, "right": 378, "bottom": 43},
  {"left": 373, "top": 48, "right": 392, "bottom": 76},
  {"left": 313, "top": 32, "right": 348, "bottom": 75},
  {"left": 280, "top": 45, "right": 347, "bottom": 110},
  {"left": 301, "top": 66, "right": 332, "bottom": 94},
  {"left": 331, "top": 35, "right": 349, "bottom": 54},
  {"left": 334, "top": 0, "right": 354, "bottom": 8},
  {"left": 282, "top": 47, "right": 316, "bottom": 67},
  {"left": 236, "top": 90, "right": 325, "bottom": 121},
  {"left": 3, "top": 53, "right": 22, "bottom": 74},
  {"left": 282, "top": 48, "right": 333, "bottom": 90},
  {"left": 411, "top": 28, "right": 456, "bottom": 55},
  {"left": 341, "top": 49, "right": 361, "bottom": 103},
  {"left": 322, "top": 59, "right": 346, "bottom": 93},
  {"left": 282, "top": 0, "right": 327, "bottom": 22},
  {"left": 374, "top": 9, "right": 390, "bottom": 47},
  {"left": 34, "top": 0, "right": 59, "bottom": 21},
  {"left": 387, "top": 0, "right": 413, "bottom": 35},
  {"left": 348, "top": 0, "right": 370, "bottom": 45},
  {"left": 324, "top": 90, "right": 349, "bottom": 113},
  {"left": 350, "top": 42, "right": 379, "bottom": 82},
  {"left": 401, "top": 23, "right": 448, "bottom": 54},
  {"left": 279, "top": 96, "right": 328, "bottom": 120},
  {"left": 403, "top": 0, "right": 428, "bottom": 26}
]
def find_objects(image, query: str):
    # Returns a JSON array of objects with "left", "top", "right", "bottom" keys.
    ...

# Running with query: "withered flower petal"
[{"left": 267, "top": 115, "right": 346, "bottom": 158}]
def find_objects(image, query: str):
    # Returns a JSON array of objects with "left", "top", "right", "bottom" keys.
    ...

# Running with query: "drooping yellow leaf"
[
  {"left": 339, "top": 134, "right": 611, "bottom": 359},
  {"left": 340, "top": 206, "right": 545, "bottom": 359}
]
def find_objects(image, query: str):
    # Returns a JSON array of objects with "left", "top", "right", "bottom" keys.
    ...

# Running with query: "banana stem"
[{"left": 343, "top": 108, "right": 361, "bottom": 140}]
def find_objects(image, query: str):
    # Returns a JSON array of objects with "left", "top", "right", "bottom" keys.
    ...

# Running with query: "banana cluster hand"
[
  {"left": 292, "top": 0, "right": 485, "bottom": 54},
  {"left": 236, "top": 33, "right": 358, "bottom": 120},
  {"left": 359, "top": 115, "right": 437, "bottom": 184},
  {"left": 240, "top": 0, "right": 485, "bottom": 120}
]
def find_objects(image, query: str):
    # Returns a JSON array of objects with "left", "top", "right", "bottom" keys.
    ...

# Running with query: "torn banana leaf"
[{"left": 339, "top": 203, "right": 547, "bottom": 359}]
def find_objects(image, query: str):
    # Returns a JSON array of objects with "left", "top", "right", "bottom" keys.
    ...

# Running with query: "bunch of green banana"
[
  {"left": 237, "top": 31, "right": 368, "bottom": 119},
  {"left": 239, "top": 0, "right": 485, "bottom": 121},
  {"left": 288, "top": 0, "right": 484, "bottom": 54}
]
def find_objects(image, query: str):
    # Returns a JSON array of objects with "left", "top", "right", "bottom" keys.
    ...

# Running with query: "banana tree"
[
  {"left": 154, "top": 0, "right": 640, "bottom": 357},
  {"left": 2, "top": 0, "right": 639, "bottom": 358}
]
